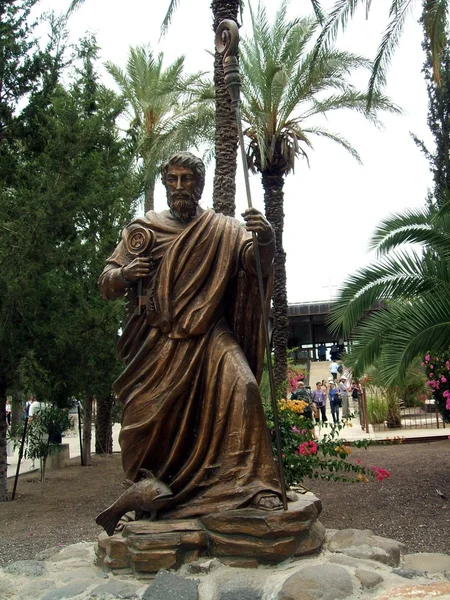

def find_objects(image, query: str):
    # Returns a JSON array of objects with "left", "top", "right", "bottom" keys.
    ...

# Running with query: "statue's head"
[{"left": 161, "top": 152, "right": 205, "bottom": 222}]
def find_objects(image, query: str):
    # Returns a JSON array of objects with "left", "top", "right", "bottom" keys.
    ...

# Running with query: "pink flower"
[
  {"left": 291, "top": 425, "right": 301, "bottom": 434},
  {"left": 425, "top": 354, "right": 431, "bottom": 362},
  {"left": 430, "top": 365, "right": 434, "bottom": 370},
  {"left": 441, "top": 376, "right": 447, "bottom": 383},
  {"left": 297, "top": 441, "right": 318, "bottom": 456},
  {"left": 371, "top": 466, "right": 390, "bottom": 481}
]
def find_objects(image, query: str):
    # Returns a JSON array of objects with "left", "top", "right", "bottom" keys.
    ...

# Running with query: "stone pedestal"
[{"left": 95, "top": 494, "right": 325, "bottom": 576}]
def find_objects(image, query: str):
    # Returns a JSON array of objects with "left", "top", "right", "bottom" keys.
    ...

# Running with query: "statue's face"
[{"left": 165, "top": 165, "right": 198, "bottom": 222}]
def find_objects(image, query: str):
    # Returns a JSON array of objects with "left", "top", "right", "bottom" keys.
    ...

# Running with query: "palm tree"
[
  {"left": 328, "top": 201, "right": 450, "bottom": 386},
  {"left": 313, "top": 0, "right": 449, "bottom": 107},
  {"left": 238, "top": 1, "right": 400, "bottom": 393},
  {"left": 68, "top": 0, "right": 240, "bottom": 216},
  {"left": 106, "top": 45, "right": 214, "bottom": 212}
]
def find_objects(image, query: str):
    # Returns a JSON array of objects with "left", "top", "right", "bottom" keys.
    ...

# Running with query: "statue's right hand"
[{"left": 122, "top": 257, "right": 153, "bottom": 282}]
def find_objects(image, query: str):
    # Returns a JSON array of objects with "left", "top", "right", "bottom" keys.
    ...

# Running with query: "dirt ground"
[{"left": 1, "top": 440, "right": 449, "bottom": 567}]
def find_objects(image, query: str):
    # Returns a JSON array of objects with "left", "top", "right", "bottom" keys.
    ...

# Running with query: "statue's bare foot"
[{"left": 251, "top": 492, "right": 283, "bottom": 511}]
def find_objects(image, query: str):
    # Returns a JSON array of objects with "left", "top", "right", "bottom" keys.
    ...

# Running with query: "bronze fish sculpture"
[{"left": 96, "top": 469, "right": 172, "bottom": 536}]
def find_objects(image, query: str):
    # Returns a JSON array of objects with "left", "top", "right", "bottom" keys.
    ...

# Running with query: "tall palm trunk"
[
  {"left": 211, "top": 0, "right": 239, "bottom": 217},
  {"left": 262, "top": 171, "right": 289, "bottom": 395},
  {"left": 144, "top": 178, "right": 155, "bottom": 213},
  {"left": 95, "top": 393, "right": 113, "bottom": 455},
  {"left": 0, "top": 378, "right": 7, "bottom": 501}
]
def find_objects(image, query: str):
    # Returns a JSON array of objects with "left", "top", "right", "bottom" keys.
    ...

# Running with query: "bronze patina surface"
[{"left": 98, "top": 151, "right": 283, "bottom": 523}]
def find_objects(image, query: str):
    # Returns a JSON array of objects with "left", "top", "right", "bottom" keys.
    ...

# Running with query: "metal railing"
[{"left": 359, "top": 387, "right": 445, "bottom": 432}]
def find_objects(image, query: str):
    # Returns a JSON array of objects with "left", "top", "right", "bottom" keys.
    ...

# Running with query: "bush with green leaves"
[
  {"left": 367, "top": 395, "right": 388, "bottom": 424},
  {"left": 264, "top": 399, "right": 389, "bottom": 486},
  {"left": 12, "top": 405, "right": 73, "bottom": 482}
]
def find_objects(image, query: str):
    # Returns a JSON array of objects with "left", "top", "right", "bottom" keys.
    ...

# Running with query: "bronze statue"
[{"left": 98, "top": 151, "right": 283, "bottom": 520}]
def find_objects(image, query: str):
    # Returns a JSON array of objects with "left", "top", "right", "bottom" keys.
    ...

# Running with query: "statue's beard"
[{"left": 168, "top": 193, "right": 198, "bottom": 222}]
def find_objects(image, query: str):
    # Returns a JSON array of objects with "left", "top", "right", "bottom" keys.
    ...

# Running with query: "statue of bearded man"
[{"left": 98, "top": 151, "right": 283, "bottom": 517}]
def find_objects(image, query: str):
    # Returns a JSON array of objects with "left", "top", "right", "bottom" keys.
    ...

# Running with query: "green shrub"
[{"left": 367, "top": 395, "right": 388, "bottom": 424}]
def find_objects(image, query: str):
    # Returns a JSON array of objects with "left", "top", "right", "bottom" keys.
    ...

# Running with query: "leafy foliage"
[
  {"left": 313, "top": 0, "right": 449, "bottom": 107},
  {"left": 239, "top": 0, "right": 399, "bottom": 393},
  {"left": 106, "top": 45, "right": 214, "bottom": 211},
  {"left": 423, "top": 352, "right": 450, "bottom": 421},
  {"left": 0, "top": 18, "right": 141, "bottom": 497},
  {"left": 264, "top": 399, "right": 386, "bottom": 486}
]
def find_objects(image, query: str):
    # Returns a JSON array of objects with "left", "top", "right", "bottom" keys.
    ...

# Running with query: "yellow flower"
[{"left": 343, "top": 446, "right": 351, "bottom": 455}]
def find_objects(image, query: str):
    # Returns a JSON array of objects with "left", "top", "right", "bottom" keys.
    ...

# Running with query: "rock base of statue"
[{"left": 95, "top": 495, "right": 325, "bottom": 577}]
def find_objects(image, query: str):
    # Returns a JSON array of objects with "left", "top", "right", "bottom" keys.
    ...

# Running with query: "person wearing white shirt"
[{"left": 329, "top": 361, "right": 339, "bottom": 381}]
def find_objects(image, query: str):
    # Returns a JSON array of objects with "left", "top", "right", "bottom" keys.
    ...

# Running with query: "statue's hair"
[{"left": 161, "top": 152, "right": 205, "bottom": 201}]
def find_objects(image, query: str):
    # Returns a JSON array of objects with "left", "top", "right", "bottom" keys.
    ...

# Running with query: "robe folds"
[{"left": 98, "top": 208, "right": 281, "bottom": 518}]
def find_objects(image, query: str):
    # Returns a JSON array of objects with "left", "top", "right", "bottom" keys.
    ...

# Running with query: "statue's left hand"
[{"left": 242, "top": 208, "right": 273, "bottom": 244}]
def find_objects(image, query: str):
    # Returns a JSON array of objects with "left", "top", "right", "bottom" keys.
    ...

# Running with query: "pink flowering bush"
[
  {"left": 288, "top": 365, "right": 307, "bottom": 393},
  {"left": 423, "top": 353, "right": 450, "bottom": 421},
  {"left": 371, "top": 466, "right": 391, "bottom": 482},
  {"left": 264, "top": 401, "right": 389, "bottom": 486}
]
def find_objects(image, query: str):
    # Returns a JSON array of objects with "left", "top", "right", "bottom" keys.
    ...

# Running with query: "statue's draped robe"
[{"left": 99, "top": 209, "right": 281, "bottom": 518}]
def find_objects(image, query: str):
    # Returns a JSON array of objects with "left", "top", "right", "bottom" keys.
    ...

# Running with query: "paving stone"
[
  {"left": 4, "top": 560, "right": 47, "bottom": 577},
  {"left": 216, "top": 572, "right": 265, "bottom": 600},
  {"left": 58, "top": 567, "right": 105, "bottom": 583},
  {"left": 328, "top": 529, "right": 406, "bottom": 567},
  {"left": 279, "top": 564, "right": 354, "bottom": 600},
  {"left": 403, "top": 554, "right": 450, "bottom": 575},
  {"left": 355, "top": 568, "right": 384, "bottom": 589},
  {"left": 0, "top": 575, "right": 21, "bottom": 598},
  {"left": 16, "top": 579, "right": 56, "bottom": 600},
  {"left": 34, "top": 547, "right": 62, "bottom": 561},
  {"left": 49, "top": 543, "right": 94, "bottom": 564},
  {"left": 142, "top": 571, "right": 199, "bottom": 600},
  {"left": 392, "top": 568, "right": 427, "bottom": 579},
  {"left": 90, "top": 579, "right": 143, "bottom": 598},
  {"left": 40, "top": 579, "right": 94, "bottom": 600},
  {"left": 329, "top": 555, "right": 383, "bottom": 570}
]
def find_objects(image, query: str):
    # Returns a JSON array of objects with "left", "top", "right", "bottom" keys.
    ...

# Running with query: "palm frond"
[
  {"left": 310, "top": 0, "right": 326, "bottom": 25},
  {"left": 367, "top": 0, "right": 413, "bottom": 107},
  {"left": 313, "top": 0, "right": 367, "bottom": 58},
  {"left": 66, "top": 0, "right": 85, "bottom": 15},
  {"left": 160, "top": 0, "right": 180, "bottom": 37},
  {"left": 422, "top": 0, "right": 449, "bottom": 86},
  {"left": 328, "top": 248, "right": 450, "bottom": 335},
  {"left": 301, "top": 126, "right": 362, "bottom": 163},
  {"left": 371, "top": 205, "right": 450, "bottom": 256}
]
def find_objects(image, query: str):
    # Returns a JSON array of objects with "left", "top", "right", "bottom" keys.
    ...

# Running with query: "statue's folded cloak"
[{"left": 99, "top": 209, "right": 280, "bottom": 518}]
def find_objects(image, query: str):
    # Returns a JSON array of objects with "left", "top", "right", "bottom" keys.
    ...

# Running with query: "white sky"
[{"left": 36, "top": 0, "right": 432, "bottom": 302}]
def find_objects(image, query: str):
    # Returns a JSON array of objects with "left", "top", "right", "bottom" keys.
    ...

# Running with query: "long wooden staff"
[{"left": 216, "top": 19, "right": 287, "bottom": 510}]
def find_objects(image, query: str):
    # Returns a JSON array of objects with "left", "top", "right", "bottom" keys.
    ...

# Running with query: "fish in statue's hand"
[{"left": 96, "top": 469, "right": 172, "bottom": 536}]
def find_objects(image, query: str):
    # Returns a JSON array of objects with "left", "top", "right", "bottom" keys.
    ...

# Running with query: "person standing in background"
[
  {"left": 311, "top": 382, "right": 327, "bottom": 423},
  {"left": 328, "top": 382, "right": 341, "bottom": 424},
  {"left": 329, "top": 360, "right": 339, "bottom": 381},
  {"left": 338, "top": 377, "right": 349, "bottom": 418}
]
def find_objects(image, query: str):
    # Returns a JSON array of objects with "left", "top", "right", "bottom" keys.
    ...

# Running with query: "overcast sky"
[{"left": 36, "top": 0, "right": 432, "bottom": 302}]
